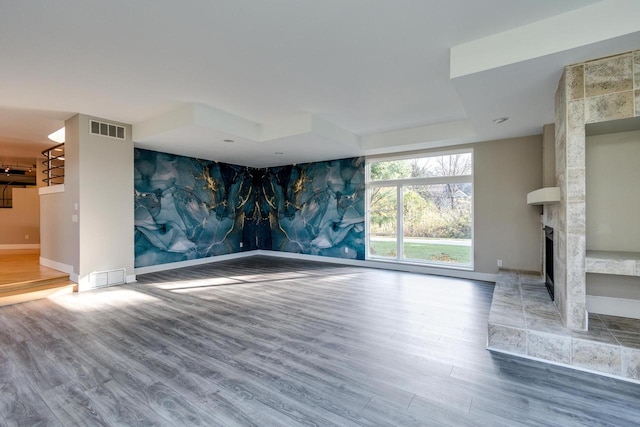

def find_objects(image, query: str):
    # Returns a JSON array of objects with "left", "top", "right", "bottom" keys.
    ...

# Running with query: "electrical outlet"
[
  {"left": 497, "top": 259, "right": 503, "bottom": 267},
  {"left": 239, "top": 242, "right": 243, "bottom": 248},
  {"left": 24, "top": 234, "right": 29, "bottom": 240},
  {"left": 344, "top": 247, "right": 349, "bottom": 254}
]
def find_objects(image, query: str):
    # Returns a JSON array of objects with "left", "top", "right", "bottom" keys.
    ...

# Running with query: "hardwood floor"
[
  {"left": 0, "top": 250, "right": 74, "bottom": 307},
  {"left": 1, "top": 256, "right": 639, "bottom": 426},
  {"left": 0, "top": 250, "right": 67, "bottom": 286}
]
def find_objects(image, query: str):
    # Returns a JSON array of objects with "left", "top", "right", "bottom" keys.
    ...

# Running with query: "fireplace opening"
[{"left": 544, "top": 226, "right": 554, "bottom": 300}]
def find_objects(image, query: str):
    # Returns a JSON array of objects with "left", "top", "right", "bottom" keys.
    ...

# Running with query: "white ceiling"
[{"left": 1, "top": 0, "right": 639, "bottom": 167}]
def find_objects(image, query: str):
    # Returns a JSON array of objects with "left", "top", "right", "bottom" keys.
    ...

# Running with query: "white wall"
[
  {"left": 78, "top": 114, "right": 134, "bottom": 288},
  {"left": 39, "top": 114, "right": 134, "bottom": 286},
  {"left": 40, "top": 114, "right": 80, "bottom": 273}
]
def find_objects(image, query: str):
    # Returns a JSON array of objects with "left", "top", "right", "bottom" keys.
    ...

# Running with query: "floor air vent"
[
  {"left": 90, "top": 268, "right": 126, "bottom": 288},
  {"left": 90, "top": 120, "right": 126, "bottom": 140}
]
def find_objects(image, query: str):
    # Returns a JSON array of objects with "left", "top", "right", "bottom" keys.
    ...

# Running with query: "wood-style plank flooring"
[
  {"left": 0, "top": 250, "right": 74, "bottom": 307},
  {"left": 0, "top": 250, "right": 67, "bottom": 286},
  {"left": 1, "top": 256, "right": 639, "bottom": 426}
]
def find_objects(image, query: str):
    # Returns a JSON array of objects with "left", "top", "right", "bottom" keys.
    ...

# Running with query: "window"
[{"left": 366, "top": 150, "right": 473, "bottom": 269}]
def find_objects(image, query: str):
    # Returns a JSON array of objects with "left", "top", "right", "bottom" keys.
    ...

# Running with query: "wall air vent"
[
  {"left": 89, "top": 120, "right": 126, "bottom": 140},
  {"left": 89, "top": 268, "right": 126, "bottom": 288}
]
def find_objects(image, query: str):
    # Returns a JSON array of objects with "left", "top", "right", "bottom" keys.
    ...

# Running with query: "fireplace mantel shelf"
[
  {"left": 526, "top": 187, "right": 560, "bottom": 205},
  {"left": 586, "top": 250, "right": 640, "bottom": 277}
]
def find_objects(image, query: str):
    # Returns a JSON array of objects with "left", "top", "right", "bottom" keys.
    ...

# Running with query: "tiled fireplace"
[
  {"left": 488, "top": 270, "right": 640, "bottom": 381},
  {"left": 547, "top": 49, "right": 640, "bottom": 331},
  {"left": 488, "top": 49, "right": 640, "bottom": 382},
  {"left": 544, "top": 226, "right": 554, "bottom": 300}
]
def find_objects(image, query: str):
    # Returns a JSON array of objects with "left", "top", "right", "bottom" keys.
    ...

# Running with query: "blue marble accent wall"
[
  {"left": 134, "top": 149, "right": 250, "bottom": 267},
  {"left": 134, "top": 149, "right": 364, "bottom": 268},
  {"left": 263, "top": 158, "right": 365, "bottom": 259}
]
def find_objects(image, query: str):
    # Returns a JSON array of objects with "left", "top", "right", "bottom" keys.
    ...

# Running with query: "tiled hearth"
[{"left": 488, "top": 270, "right": 640, "bottom": 382}]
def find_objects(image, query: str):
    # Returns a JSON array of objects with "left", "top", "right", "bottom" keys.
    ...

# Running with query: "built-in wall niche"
[
  {"left": 588, "top": 273, "right": 640, "bottom": 299},
  {"left": 585, "top": 117, "right": 640, "bottom": 253},
  {"left": 585, "top": 117, "right": 640, "bottom": 318},
  {"left": 587, "top": 273, "right": 640, "bottom": 319}
]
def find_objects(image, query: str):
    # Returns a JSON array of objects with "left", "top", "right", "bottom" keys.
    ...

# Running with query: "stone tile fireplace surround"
[
  {"left": 488, "top": 49, "right": 640, "bottom": 382},
  {"left": 488, "top": 270, "right": 640, "bottom": 381},
  {"left": 549, "top": 49, "right": 639, "bottom": 331}
]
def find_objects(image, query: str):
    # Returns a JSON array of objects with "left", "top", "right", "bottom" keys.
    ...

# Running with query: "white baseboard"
[
  {"left": 0, "top": 244, "right": 41, "bottom": 250},
  {"left": 365, "top": 259, "right": 496, "bottom": 282},
  {"left": 77, "top": 275, "right": 90, "bottom": 292},
  {"left": 74, "top": 273, "right": 136, "bottom": 292},
  {"left": 40, "top": 257, "right": 74, "bottom": 275},
  {"left": 134, "top": 251, "right": 257, "bottom": 275},
  {"left": 134, "top": 249, "right": 496, "bottom": 283},
  {"left": 256, "top": 250, "right": 360, "bottom": 265},
  {"left": 40, "top": 257, "right": 77, "bottom": 283},
  {"left": 261, "top": 251, "right": 496, "bottom": 282},
  {"left": 587, "top": 295, "right": 640, "bottom": 320}
]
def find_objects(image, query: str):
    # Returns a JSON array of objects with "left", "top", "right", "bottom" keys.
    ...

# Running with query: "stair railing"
[{"left": 42, "top": 143, "right": 65, "bottom": 186}]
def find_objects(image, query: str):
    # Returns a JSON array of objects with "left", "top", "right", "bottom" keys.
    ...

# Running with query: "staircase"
[
  {"left": 0, "top": 250, "right": 77, "bottom": 307},
  {"left": 0, "top": 276, "right": 76, "bottom": 307}
]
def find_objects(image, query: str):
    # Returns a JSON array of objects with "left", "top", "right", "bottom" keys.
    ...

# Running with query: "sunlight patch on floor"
[
  {"left": 152, "top": 276, "right": 241, "bottom": 290},
  {"left": 52, "top": 288, "right": 161, "bottom": 312}
]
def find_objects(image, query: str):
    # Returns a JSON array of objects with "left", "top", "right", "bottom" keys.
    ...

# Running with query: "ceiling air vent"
[{"left": 89, "top": 120, "right": 126, "bottom": 140}]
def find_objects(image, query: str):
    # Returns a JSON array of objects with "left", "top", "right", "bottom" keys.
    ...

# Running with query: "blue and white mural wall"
[
  {"left": 134, "top": 149, "right": 250, "bottom": 267},
  {"left": 134, "top": 149, "right": 364, "bottom": 268},
  {"left": 263, "top": 158, "right": 365, "bottom": 259}
]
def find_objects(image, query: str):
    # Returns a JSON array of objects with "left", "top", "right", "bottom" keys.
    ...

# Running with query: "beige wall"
[
  {"left": 542, "top": 124, "right": 556, "bottom": 188},
  {"left": 586, "top": 129, "right": 640, "bottom": 253},
  {"left": 585, "top": 129, "right": 640, "bottom": 303},
  {"left": 473, "top": 135, "right": 543, "bottom": 274},
  {"left": 0, "top": 187, "right": 40, "bottom": 245},
  {"left": 588, "top": 274, "right": 640, "bottom": 301},
  {"left": 0, "top": 148, "right": 41, "bottom": 247}
]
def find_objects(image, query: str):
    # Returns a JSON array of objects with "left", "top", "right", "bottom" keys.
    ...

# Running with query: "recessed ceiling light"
[
  {"left": 223, "top": 139, "right": 234, "bottom": 143},
  {"left": 48, "top": 127, "right": 65, "bottom": 143},
  {"left": 274, "top": 152, "right": 284, "bottom": 155},
  {"left": 493, "top": 117, "right": 509, "bottom": 124}
]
